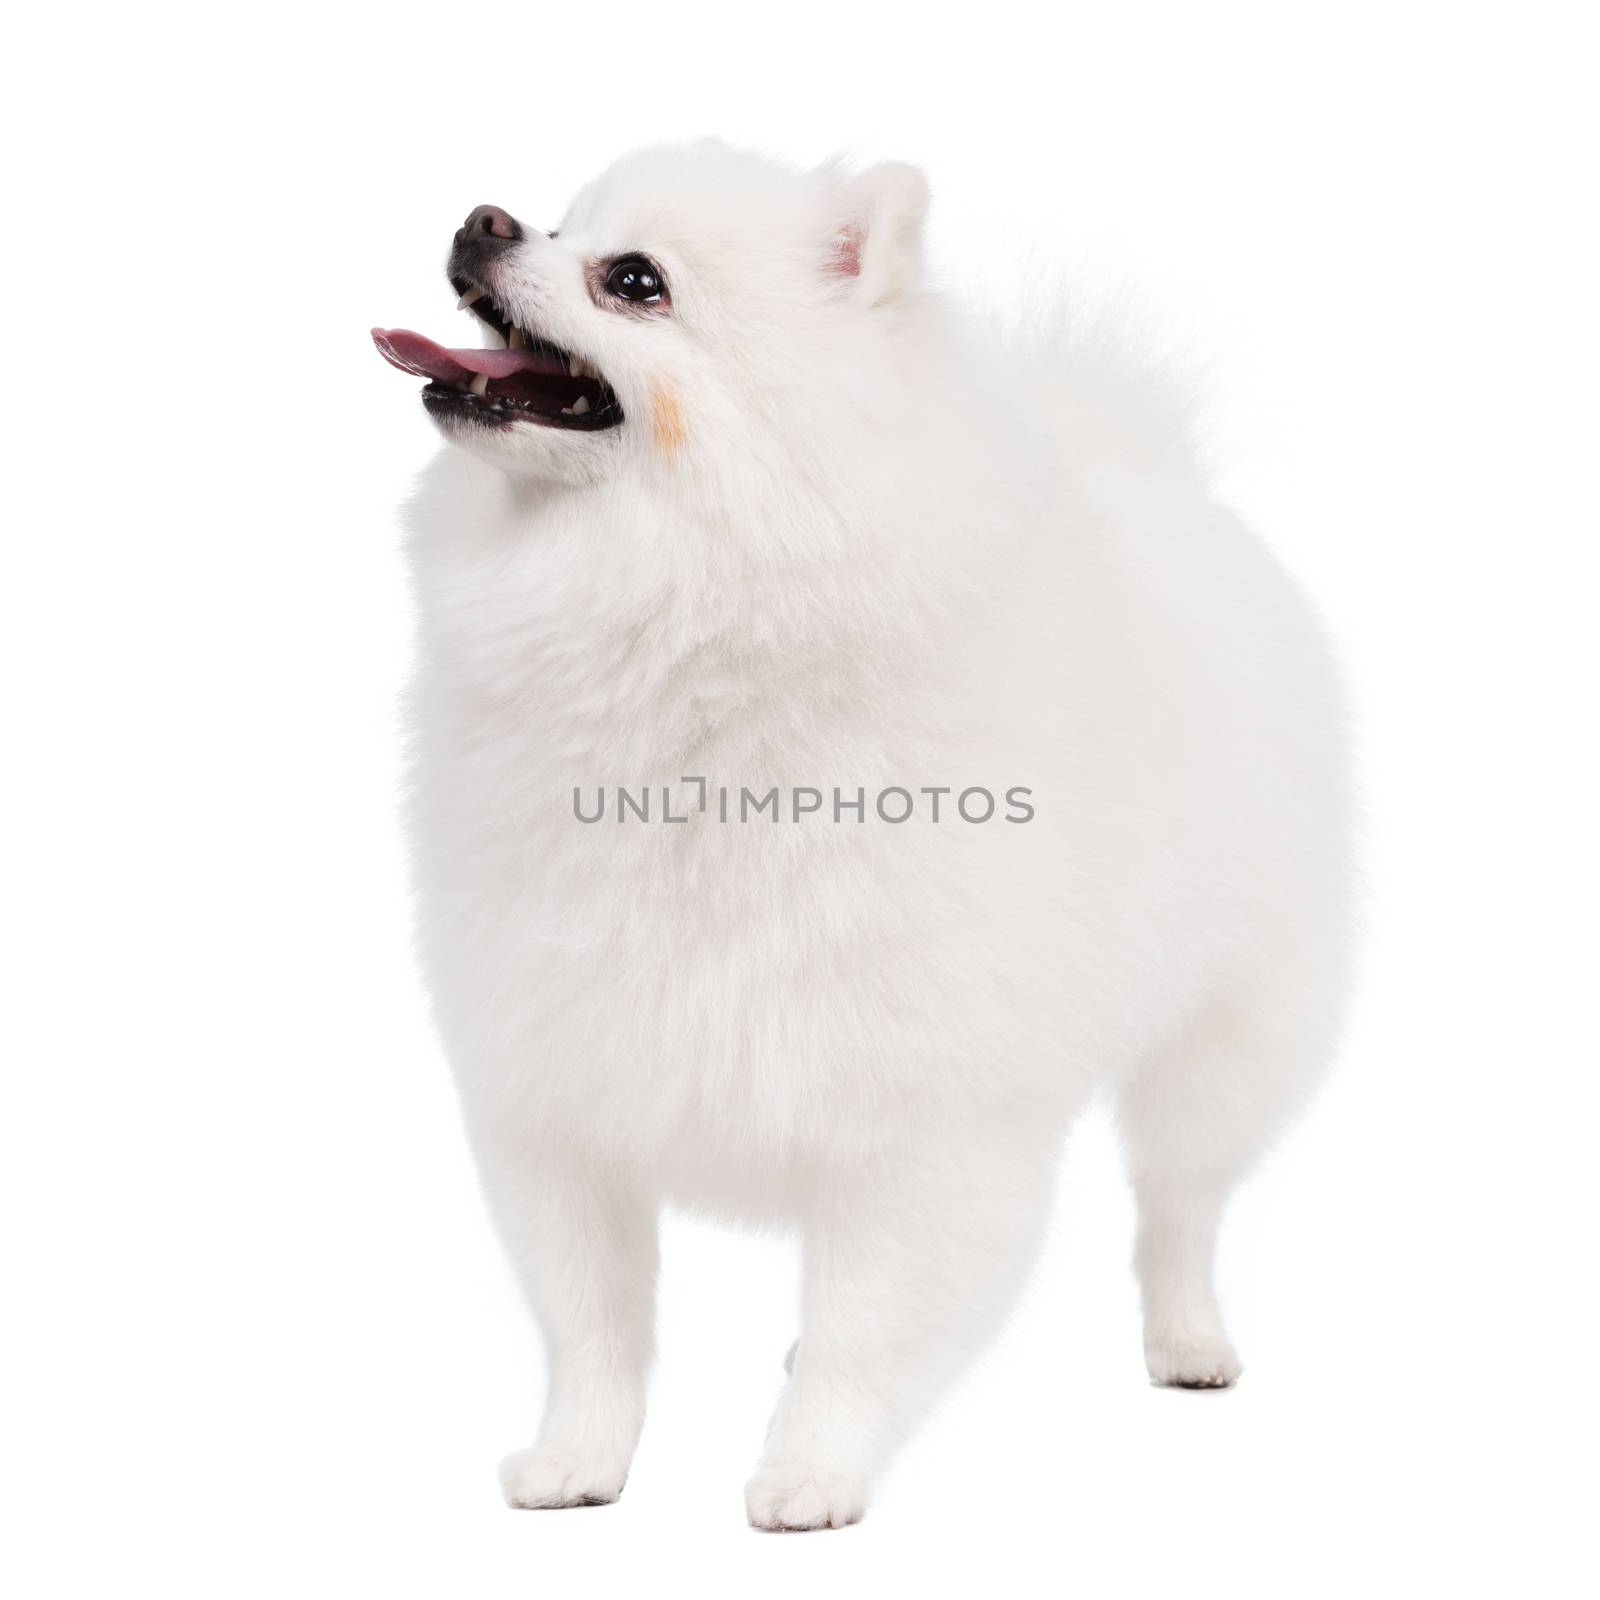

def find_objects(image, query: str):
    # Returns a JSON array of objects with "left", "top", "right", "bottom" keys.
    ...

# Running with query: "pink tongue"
[{"left": 371, "top": 327, "right": 565, "bottom": 383}]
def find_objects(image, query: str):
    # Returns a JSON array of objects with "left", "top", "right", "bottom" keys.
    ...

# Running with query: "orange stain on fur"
[{"left": 651, "top": 381, "right": 686, "bottom": 455}]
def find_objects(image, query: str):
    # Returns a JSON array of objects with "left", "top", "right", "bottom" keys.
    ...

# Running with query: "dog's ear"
[{"left": 827, "top": 162, "right": 930, "bottom": 306}]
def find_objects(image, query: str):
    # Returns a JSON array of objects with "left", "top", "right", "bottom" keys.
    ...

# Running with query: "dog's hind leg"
[{"left": 1117, "top": 953, "right": 1341, "bottom": 1389}]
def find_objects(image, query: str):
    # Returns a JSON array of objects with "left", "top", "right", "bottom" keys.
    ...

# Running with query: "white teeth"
[
  {"left": 571, "top": 395, "right": 591, "bottom": 415},
  {"left": 508, "top": 327, "right": 526, "bottom": 349},
  {"left": 568, "top": 356, "right": 581, "bottom": 377},
  {"left": 457, "top": 287, "right": 483, "bottom": 309},
  {"left": 469, "top": 373, "right": 490, "bottom": 396},
  {"left": 560, "top": 405, "right": 573, "bottom": 415}
]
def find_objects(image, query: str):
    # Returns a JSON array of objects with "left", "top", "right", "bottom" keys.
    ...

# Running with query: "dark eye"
[{"left": 605, "top": 256, "right": 666, "bottom": 304}]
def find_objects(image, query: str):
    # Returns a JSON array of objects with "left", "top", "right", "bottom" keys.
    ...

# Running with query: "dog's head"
[{"left": 374, "top": 142, "right": 932, "bottom": 483}]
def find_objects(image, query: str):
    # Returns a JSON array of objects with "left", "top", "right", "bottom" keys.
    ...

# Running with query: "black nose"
[{"left": 457, "top": 204, "right": 522, "bottom": 243}]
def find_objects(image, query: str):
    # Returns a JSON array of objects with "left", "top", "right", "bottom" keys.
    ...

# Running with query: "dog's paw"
[
  {"left": 499, "top": 1445, "right": 628, "bottom": 1509},
  {"left": 1145, "top": 1331, "right": 1243, "bottom": 1389},
  {"left": 745, "top": 1462, "right": 867, "bottom": 1531}
]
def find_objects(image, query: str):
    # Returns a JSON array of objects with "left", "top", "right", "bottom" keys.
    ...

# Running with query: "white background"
[{"left": 5, "top": 2, "right": 1597, "bottom": 1594}]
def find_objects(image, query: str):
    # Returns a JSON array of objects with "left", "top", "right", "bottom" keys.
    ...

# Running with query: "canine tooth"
[
  {"left": 509, "top": 327, "right": 526, "bottom": 349},
  {"left": 560, "top": 405, "right": 574, "bottom": 414},
  {"left": 457, "top": 287, "right": 483, "bottom": 309},
  {"left": 568, "top": 356, "right": 581, "bottom": 377},
  {"left": 469, "top": 372, "right": 490, "bottom": 396},
  {"left": 571, "top": 395, "right": 591, "bottom": 415}
]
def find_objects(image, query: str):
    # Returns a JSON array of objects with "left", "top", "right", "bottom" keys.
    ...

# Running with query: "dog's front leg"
[
  {"left": 482, "top": 1142, "right": 658, "bottom": 1509},
  {"left": 747, "top": 1121, "right": 1059, "bottom": 1529}
]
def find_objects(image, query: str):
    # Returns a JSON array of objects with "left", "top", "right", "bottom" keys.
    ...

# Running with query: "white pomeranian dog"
[{"left": 374, "top": 141, "right": 1350, "bottom": 1531}]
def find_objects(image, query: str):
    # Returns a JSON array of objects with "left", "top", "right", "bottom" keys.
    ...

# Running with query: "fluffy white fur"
[{"left": 398, "top": 141, "right": 1350, "bottom": 1530}]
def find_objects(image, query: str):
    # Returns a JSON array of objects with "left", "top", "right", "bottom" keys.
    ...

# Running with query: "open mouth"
[{"left": 372, "top": 276, "right": 623, "bottom": 432}]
